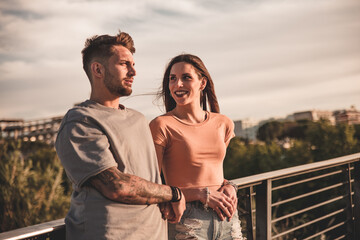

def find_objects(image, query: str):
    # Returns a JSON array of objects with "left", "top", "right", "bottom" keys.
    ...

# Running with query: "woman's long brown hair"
[{"left": 160, "top": 54, "right": 220, "bottom": 113}]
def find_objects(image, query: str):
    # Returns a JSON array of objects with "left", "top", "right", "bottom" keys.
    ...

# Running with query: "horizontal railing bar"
[
  {"left": 231, "top": 153, "right": 360, "bottom": 187},
  {"left": 272, "top": 169, "right": 343, "bottom": 191},
  {"left": 271, "top": 165, "right": 343, "bottom": 182},
  {"left": 271, "top": 208, "right": 346, "bottom": 239},
  {"left": 272, "top": 195, "right": 346, "bottom": 223},
  {"left": 0, "top": 219, "right": 64, "bottom": 240},
  {"left": 272, "top": 182, "right": 345, "bottom": 207},
  {"left": 334, "top": 234, "right": 347, "bottom": 240},
  {"left": 302, "top": 221, "right": 346, "bottom": 240},
  {"left": 237, "top": 181, "right": 263, "bottom": 190}
]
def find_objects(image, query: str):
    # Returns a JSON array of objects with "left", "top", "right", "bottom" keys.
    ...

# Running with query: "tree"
[
  {"left": 306, "top": 120, "right": 358, "bottom": 161},
  {"left": 281, "top": 120, "right": 311, "bottom": 140},
  {"left": 353, "top": 124, "right": 360, "bottom": 141},
  {"left": 257, "top": 121, "right": 284, "bottom": 143},
  {"left": 0, "top": 140, "right": 71, "bottom": 232}
]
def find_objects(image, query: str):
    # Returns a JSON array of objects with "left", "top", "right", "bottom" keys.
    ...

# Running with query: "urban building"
[
  {"left": 333, "top": 105, "right": 360, "bottom": 125},
  {"left": 293, "top": 110, "right": 335, "bottom": 124},
  {"left": 234, "top": 118, "right": 259, "bottom": 141},
  {"left": 0, "top": 116, "right": 63, "bottom": 145}
]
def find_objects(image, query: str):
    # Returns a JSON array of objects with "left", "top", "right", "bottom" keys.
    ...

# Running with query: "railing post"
[
  {"left": 256, "top": 179, "right": 272, "bottom": 240},
  {"left": 245, "top": 186, "right": 254, "bottom": 240},
  {"left": 343, "top": 164, "right": 354, "bottom": 239},
  {"left": 354, "top": 161, "right": 360, "bottom": 239}
]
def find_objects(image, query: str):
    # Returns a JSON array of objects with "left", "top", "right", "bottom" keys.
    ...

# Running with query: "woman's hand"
[
  {"left": 201, "top": 189, "right": 234, "bottom": 221},
  {"left": 218, "top": 184, "right": 238, "bottom": 220}
]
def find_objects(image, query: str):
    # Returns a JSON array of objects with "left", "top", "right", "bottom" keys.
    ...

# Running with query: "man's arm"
[
  {"left": 87, "top": 166, "right": 186, "bottom": 223},
  {"left": 88, "top": 166, "right": 172, "bottom": 204}
]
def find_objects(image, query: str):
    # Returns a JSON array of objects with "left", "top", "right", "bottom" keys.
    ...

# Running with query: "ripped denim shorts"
[{"left": 168, "top": 201, "right": 243, "bottom": 240}]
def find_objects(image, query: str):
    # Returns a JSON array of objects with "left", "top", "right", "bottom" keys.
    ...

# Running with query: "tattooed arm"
[
  {"left": 87, "top": 166, "right": 186, "bottom": 223},
  {"left": 88, "top": 166, "right": 172, "bottom": 204}
]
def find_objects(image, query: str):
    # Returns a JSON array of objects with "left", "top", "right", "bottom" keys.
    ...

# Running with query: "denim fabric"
[{"left": 168, "top": 202, "right": 243, "bottom": 240}]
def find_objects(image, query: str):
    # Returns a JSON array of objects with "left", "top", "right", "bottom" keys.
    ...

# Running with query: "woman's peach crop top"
[{"left": 149, "top": 111, "right": 235, "bottom": 188}]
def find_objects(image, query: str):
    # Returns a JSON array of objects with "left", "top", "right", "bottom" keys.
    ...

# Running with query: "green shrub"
[{"left": 0, "top": 140, "right": 71, "bottom": 232}]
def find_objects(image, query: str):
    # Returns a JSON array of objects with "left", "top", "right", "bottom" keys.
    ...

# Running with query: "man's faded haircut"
[{"left": 81, "top": 30, "right": 136, "bottom": 81}]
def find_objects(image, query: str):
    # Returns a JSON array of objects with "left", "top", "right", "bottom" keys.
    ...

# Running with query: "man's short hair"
[{"left": 81, "top": 30, "right": 135, "bottom": 81}]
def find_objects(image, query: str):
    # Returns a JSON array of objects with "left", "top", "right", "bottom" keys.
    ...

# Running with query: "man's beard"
[{"left": 104, "top": 72, "right": 132, "bottom": 97}]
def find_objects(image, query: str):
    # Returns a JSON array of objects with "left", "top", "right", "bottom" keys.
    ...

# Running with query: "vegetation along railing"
[{"left": 1, "top": 153, "right": 359, "bottom": 240}]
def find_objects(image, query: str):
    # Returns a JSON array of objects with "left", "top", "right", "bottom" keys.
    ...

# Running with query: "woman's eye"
[{"left": 170, "top": 76, "right": 176, "bottom": 81}]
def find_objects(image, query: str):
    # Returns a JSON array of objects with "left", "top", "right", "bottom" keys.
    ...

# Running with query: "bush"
[{"left": 0, "top": 140, "right": 71, "bottom": 232}]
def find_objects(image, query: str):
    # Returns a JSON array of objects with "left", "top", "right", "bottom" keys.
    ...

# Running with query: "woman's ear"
[{"left": 200, "top": 77, "right": 207, "bottom": 90}]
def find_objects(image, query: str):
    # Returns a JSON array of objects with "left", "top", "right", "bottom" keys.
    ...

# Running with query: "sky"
[{"left": 0, "top": 0, "right": 359, "bottom": 122}]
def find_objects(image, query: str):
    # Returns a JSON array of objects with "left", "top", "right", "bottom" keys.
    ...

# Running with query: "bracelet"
[
  {"left": 223, "top": 180, "right": 238, "bottom": 193},
  {"left": 203, "top": 187, "right": 210, "bottom": 211},
  {"left": 170, "top": 186, "right": 182, "bottom": 202}
]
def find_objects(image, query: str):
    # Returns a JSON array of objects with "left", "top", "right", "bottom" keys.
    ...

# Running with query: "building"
[
  {"left": 234, "top": 118, "right": 259, "bottom": 141},
  {"left": 293, "top": 110, "right": 335, "bottom": 124},
  {"left": 333, "top": 105, "right": 360, "bottom": 125},
  {"left": 0, "top": 119, "right": 25, "bottom": 139},
  {"left": 0, "top": 116, "right": 63, "bottom": 145}
]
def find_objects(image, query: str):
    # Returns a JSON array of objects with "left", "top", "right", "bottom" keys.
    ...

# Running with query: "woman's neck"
[{"left": 172, "top": 105, "right": 207, "bottom": 124}]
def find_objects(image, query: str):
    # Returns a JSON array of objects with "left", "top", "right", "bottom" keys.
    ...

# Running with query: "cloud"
[{"left": 0, "top": 0, "right": 359, "bottom": 121}]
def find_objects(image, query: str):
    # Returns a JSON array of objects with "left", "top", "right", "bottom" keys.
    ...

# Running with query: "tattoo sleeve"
[{"left": 88, "top": 167, "right": 173, "bottom": 204}]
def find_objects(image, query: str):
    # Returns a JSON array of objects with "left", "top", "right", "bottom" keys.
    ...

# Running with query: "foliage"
[
  {"left": 257, "top": 121, "right": 284, "bottom": 143},
  {"left": 353, "top": 124, "right": 360, "bottom": 140},
  {"left": 224, "top": 120, "right": 359, "bottom": 239},
  {"left": 225, "top": 120, "right": 359, "bottom": 178},
  {"left": 0, "top": 140, "right": 71, "bottom": 232}
]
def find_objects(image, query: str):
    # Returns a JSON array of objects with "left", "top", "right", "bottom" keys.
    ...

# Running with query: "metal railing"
[
  {"left": 0, "top": 219, "right": 65, "bottom": 240},
  {"left": 235, "top": 152, "right": 360, "bottom": 240},
  {"left": 1, "top": 153, "right": 359, "bottom": 240}
]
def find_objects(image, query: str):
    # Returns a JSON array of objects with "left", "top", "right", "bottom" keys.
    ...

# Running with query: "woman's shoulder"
[
  {"left": 149, "top": 112, "right": 174, "bottom": 128},
  {"left": 209, "top": 112, "right": 233, "bottom": 123}
]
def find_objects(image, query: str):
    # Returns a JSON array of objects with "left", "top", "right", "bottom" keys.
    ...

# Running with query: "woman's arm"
[
  {"left": 181, "top": 187, "right": 234, "bottom": 221},
  {"left": 154, "top": 144, "right": 235, "bottom": 220},
  {"left": 154, "top": 144, "right": 164, "bottom": 172}
]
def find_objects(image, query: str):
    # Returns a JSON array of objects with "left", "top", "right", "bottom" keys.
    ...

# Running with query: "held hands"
[
  {"left": 170, "top": 196, "right": 186, "bottom": 223},
  {"left": 159, "top": 202, "right": 175, "bottom": 221},
  {"left": 159, "top": 188, "right": 186, "bottom": 224}
]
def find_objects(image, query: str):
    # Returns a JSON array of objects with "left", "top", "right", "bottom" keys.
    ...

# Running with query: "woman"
[{"left": 150, "top": 54, "right": 243, "bottom": 240}]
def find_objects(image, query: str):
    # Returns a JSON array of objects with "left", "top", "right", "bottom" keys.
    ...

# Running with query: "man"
[{"left": 55, "top": 31, "right": 186, "bottom": 240}]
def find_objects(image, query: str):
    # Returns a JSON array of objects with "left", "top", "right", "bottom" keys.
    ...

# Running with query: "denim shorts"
[{"left": 168, "top": 201, "right": 243, "bottom": 240}]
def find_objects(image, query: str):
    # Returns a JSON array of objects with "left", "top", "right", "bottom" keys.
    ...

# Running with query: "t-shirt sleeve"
[
  {"left": 149, "top": 118, "right": 167, "bottom": 147},
  {"left": 55, "top": 120, "right": 117, "bottom": 188},
  {"left": 224, "top": 116, "right": 235, "bottom": 146}
]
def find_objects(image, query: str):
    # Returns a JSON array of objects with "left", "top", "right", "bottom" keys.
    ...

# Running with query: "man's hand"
[
  {"left": 169, "top": 195, "right": 186, "bottom": 223},
  {"left": 159, "top": 202, "right": 175, "bottom": 221},
  {"left": 159, "top": 192, "right": 186, "bottom": 224}
]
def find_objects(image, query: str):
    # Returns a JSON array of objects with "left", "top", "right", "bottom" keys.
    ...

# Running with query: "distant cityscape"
[
  {"left": 1, "top": 105, "right": 359, "bottom": 145},
  {"left": 233, "top": 105, "right": 359, "bottom": 141}
]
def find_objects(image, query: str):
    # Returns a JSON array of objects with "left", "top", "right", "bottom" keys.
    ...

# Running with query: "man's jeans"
[{"left": 168, "top": 201, "right": 243, "bottom": 240}]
